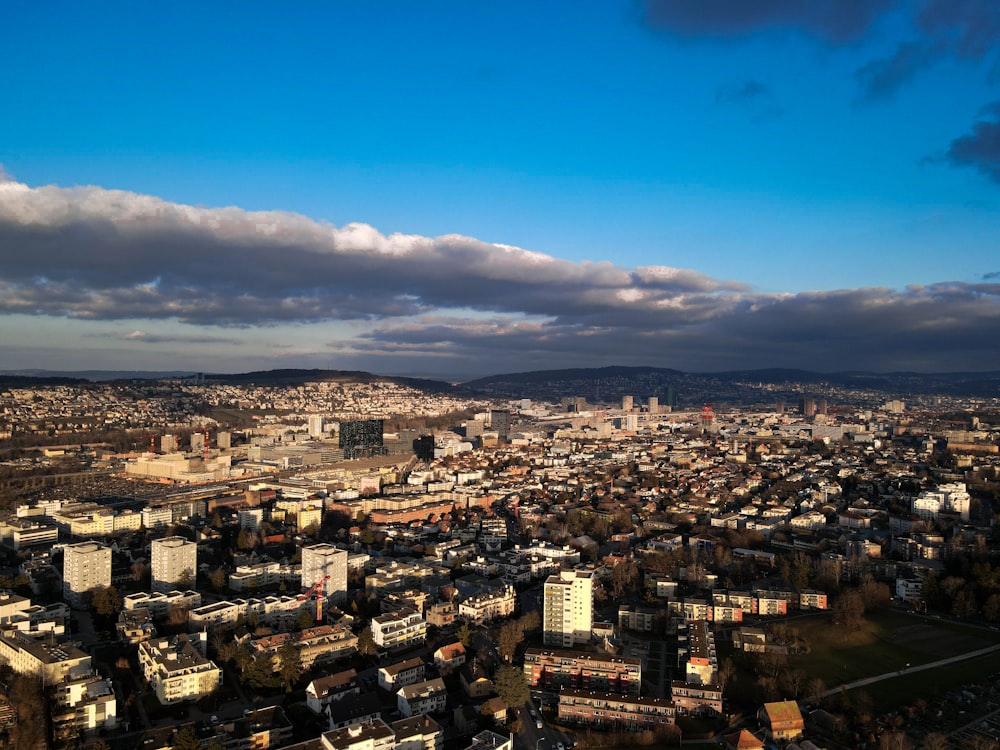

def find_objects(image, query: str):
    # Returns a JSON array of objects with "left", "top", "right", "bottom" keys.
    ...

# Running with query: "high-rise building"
[
  {"left": 543, "top": 569, "right": 594, "bottom": 647},
  {"left": 647, "top": 396, "right": 659, "bottom": 415},
  {"left": 159, "top": 434, "right": 177, "bottom": 454},
  {"left": 799, "top": 397, "right": 816, "bottom": 417},
  {"left": 489, "top": 410, "right": 511, "bottom": 441},
  {"left": 622, "top": 395, "right": 634, "bottom": 412},
  {"left": 63, "top": 542, "right": 111, "bottom": 608},
  {"left": 301, "top": 543, "right": 348, "bottom": 603},
  {"left": 216, "top": 431, "right": 232, "bottom": 449},
  {"left": 190, "top": 432, "right": 206, "bottom": 454},
  {"left": 151, "top": 536, "right": 197, "bottom": 593},
  {"left": 308, "top": 415, "right": 325, "bottom": 438},
  {"left": 339, "top": 419, "right": 385, "bottom": 459}
]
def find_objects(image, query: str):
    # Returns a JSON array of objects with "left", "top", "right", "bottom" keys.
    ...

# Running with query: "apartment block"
[
  {"left": 62, "top": 542, "right": 111, "bottom": 609},
  {"left": 558, "top": 689, "right": 675, "bottom": 731},
  {"left": 138, "top": 633, "right": 221, "bottom": 705},
  {"left": 302, "top": 543, "right": 349, "bottom": 603},
  {"left": 372, "top": 608, "right": 427, "bottom": 652},
  {"left": 543, "top": 569, "right": 594, "bottom": 647},
  {"left": 524, "top": 647, "right": 641, "bottom": 696},
  {"left": 151, "top": 536, "right": 197, "bottom": 593},
  {"left": 397, "top": 677, "right": 447, "bottom": 717}
]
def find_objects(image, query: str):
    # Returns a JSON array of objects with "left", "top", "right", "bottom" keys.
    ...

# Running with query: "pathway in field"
[{"left": 820, "top": 643, "right": 1000, "bottom": 698}]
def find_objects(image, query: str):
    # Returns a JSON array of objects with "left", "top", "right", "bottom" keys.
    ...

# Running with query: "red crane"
[{"left": 298, "top": 575, "right": 331, "bottom": 624}]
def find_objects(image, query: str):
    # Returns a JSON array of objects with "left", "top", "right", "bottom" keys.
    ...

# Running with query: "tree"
[
  {"left": 209, "top": 567, "right": 227, "bottom": 592},
  {"left": 176, "top": 568, "right": 194, "bottom": 590},
  {"left": 91, "top": 584, "right": 123, "bottom": 619},
  {"left": 358, "top": 626, "right": 375, "bottom": 656},
  {"left": 497, "top": 620, "right": 523, "bottom": 663},
  {"left": 457, "top": 621, "right": 473, "bottom": 648},
  {"left": 610, "top": 560, "right": 640, "bottom": 598},
  {"left": 278, "top": 642, "right": 301, "bottom": 692},
  {"left": 831, "top": 589, "right": 865, "bottom": 630},
  {"left": 494, "top": 664, "right": 529, "bottom": 708},
  {"left": 921, "top": 733, "right": 949, "bottom": 750},
  {"left": 296, "top": 606, "right": 317, "bottom": 631},
  {"left": 171, "top": 725, "right": 201, "bottom": 750},
  {"left": 807, "top": 677, "right": 827, "bottom": 706},
  {"left": 131, "top": 561, "right": 149, "bottom": 583}
]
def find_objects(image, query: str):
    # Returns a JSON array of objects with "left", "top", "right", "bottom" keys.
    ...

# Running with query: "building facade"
[
  {"left": 151, "top": 536, "right": 197, "bottom": 593},
  {"left": 543, "top": 569, "right": 594, "bottom": 647}
]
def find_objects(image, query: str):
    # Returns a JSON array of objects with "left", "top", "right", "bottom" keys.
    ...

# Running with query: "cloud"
[
  {"left": 0, "top": 165, "right": 14, "bottom": 183},
  {"left": 2, "top": 177, "right": 1000, "bottom": 375},
  {"left": 854, "top": 41, "right": 941, "bottom": 102},
  {"left": 640, "top": 0, "right": 897, "bottom": 44},
  {"left": 118, "top": 330, "right": 233, "bottom": 345},
  {"left": 715, "top": 80, "right": 769, "bottom": 105},
  {"left": 915, "top": 0, "right": 1000, "bottom": 60},
  {"left": 0, "top": 178, "right": 746, "bottom": 329},
  {"left": 946, "top": 102, "right": 1000, "bottom": 182},
  {"left": 984, "top": 271, "right": 1000, "bottom": 280}
]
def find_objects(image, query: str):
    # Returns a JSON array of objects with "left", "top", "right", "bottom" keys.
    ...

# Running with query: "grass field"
[{"left": 780, "top": 610, "right": 1000, "bottom": 713}]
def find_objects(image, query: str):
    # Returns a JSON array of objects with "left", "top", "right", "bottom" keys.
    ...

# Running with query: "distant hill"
[
  {"left": 202, "top": 368, "right": 458, "bottom": 393},
  {"left": 462, "top": 366, "right": 1000, "bottom": 402},
  {"left": 0, "top": 369, "right": 195, "bottom": 382}
]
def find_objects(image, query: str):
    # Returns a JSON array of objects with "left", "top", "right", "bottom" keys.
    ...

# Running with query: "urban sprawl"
[{"left": 0, "top": 376, "right": 999, "bottom": 750}]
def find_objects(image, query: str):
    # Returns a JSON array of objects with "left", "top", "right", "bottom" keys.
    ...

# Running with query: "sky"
[{"left": 2, "top": 0, "right": 1000, "bottom": 380}]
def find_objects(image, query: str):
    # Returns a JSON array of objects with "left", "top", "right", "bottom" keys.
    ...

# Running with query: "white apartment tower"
[
  {"left": 301, "top": 543, "right": 348, "bottom": 603},
  {"left": 63, "top": 542, "right": 112, "bottom": 608},
  {"left": 151, "top": 536, "right": 197, "bottom": 593},
  {"left": 543, "top": 569, "right": 594, "bottom": 647},
  {"left": 307, "top": 415, "right": 325, "bottom": 438}
]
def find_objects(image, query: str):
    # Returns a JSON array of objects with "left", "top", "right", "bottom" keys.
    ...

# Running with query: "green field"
[{"left": 787, "top": 611, "right": 1000, "bottom": 710}]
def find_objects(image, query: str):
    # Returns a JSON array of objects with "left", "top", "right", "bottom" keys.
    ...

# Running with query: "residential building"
[
  {"left": 377, "top": 657, "right": 425, "bottom": 691},
  {"left": 318, "top": 717, "right": 395, "bottom": 750},
  {"left": 302, "top": 543, "right": 349, "bottom": 603},
  {"left": 62, "top": 542, "right": 111, "bottom": 609},
  {"left": 543, "top": 569, "right": 594, "bottom": 647},
  {"left": 459, "top": 584, "right": 517, "bottom": 625},
  {"left": 372, "top": 608, "right": 426, "bottom": 652},
  {"left": 0, "top": 631, "right": 92, "bottom": 683},
  {"left": 760, "top": 700, "right": 804, "bottom": 742},
  {"left": 524, "top": 648, "right": 641, "bottom": 696},
  {"left": 671, "top": 681, "right": 723, "bottom": 717},
  {"left": 306, "top": 669, "right": 361, "bottom": 717},
  {"left": 433, "top": 642, "right": 466, "bottom": 672},
  {"left": 558, "top": 689, "right": 675, "bottom": 730},
  {"left": 51, "top": 672, "right": 117, "bottom": 740},
  {"left": 151, "top": 536, "right": 197, "bottom": 593},
  {"left": 123, "top": 590, "right": 201, "bottom": 620},
  {"left": 138, "top": 633, "right": 221, "bottom": 705},
  {"left": 392, "top": 714, "right": 443, "bottom": 750},
  {"left": 397, "top": 677, "right": 447, "bottom": 717}
]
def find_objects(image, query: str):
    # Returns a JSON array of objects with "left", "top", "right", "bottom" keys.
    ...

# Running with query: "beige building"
[
  {"left": 151, "top": 536, "right": 197, "bottom": 593},
  {"left": 138, "top": 633, "right": 221, "bottom": 705},
  {"left": 301, "top": 544, "right": 349, "bottom": 603},
  {"left": 62, "top": 542, "right": 112, "bottom": 609},
  {"left": 543, "top": 569, "right": 594, "bottom": 647}
]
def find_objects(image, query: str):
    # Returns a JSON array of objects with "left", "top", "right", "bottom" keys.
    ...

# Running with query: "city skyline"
[{"left": 2, "top": 1, "right": 1000, "bottom": 379}]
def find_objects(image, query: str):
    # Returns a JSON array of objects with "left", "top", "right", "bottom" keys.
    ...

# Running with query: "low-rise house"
[
  {"left": 460, "top": 662, "right": 493, "bottom": 699},
  {"left": 318, "top": 717, "right": 395, "bottom": 750},
  {"left": 760, "top": 699, "right": 804, "bottom": 742},
  {"left": 433, "top": 642, "right": 466, "bottom": 672},
  {"left": 392, "top": 714, "right": 443, "bottom": 750},
  {"left": 117, "top": 607, "right": 157, "bottom": 644},
  {"left": 306, "top": 669, "right": 361, "bottom": 716},
  {"left": 480, "top": 697, "right": 507, "bottom": 725},
  {"left": 327, "top": 692, "right": 383, "bottom": 730},
  {"left": 378, "top": 657, "right": 425, "bottom": 691},
  {"left": 397, "top": 677, "right": 447, "bottom": 717}
]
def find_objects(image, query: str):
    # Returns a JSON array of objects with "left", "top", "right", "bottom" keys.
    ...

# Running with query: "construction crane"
[{"left": 297, "top": 575, "right": 331, "bottom": 624}]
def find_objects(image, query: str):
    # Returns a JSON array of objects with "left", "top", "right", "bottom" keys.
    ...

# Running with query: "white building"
[
  {"left": 302, "top": 544, "right": 349, "bottom": 603},
  {"left": 912, "top": 482, "right": 971, "bottom": 521},
  {"left": 151, "top": 536, "right": 197, "bottom": 593},
  {"left": 138, "top": 632, "right": 221, "bottom": 705},
  {"left": 372, "top": 608, "right": 427, "bottom": 652},
  {"left": 62, "top": 542, "right": 111, "bottom": 609},
  {"left": 397, "top": 677, "right": 447, "bottom": 717},
  {"left": 543, "top": 569, "right": 594, "bottom": 647}
]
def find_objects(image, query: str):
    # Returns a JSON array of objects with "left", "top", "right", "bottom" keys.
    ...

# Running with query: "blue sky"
[{"left": 2, "top": 1, "right": 1000, "bottom": 378}]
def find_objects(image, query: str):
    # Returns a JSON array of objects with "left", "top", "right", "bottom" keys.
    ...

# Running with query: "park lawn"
[
  {"left": 856, "top": 649, "right": 1000, "bottom": 712},
  {"left": 789, "top": 610, "right": 1000, "bottom": 686}
]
